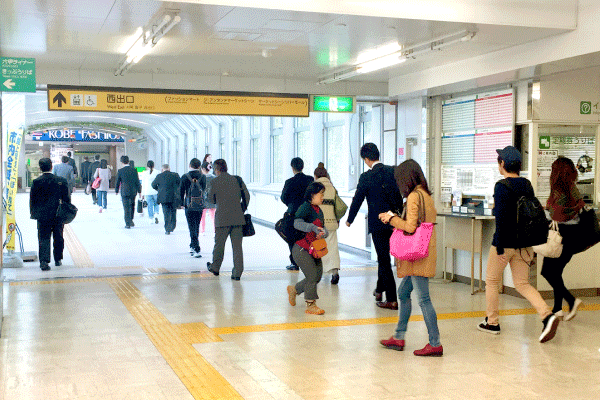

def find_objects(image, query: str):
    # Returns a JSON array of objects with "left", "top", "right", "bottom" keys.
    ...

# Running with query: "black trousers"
[
  {"left": 37, "top": 219, "right": 64, "bottom": 264},
  {"left": 91, "top": 187, "right": 97, "bottom": 203},
  {"left": 372, "top": 229, "right": 397, "bottom": 303},
  {"left": 185, "top": 208, "right": 202, "bottom": 251},
  {"left": 541, "top": 224, "right": 578, "bottom": 312},
  {"left": 121, "top": 195, "right": 136, "bottom": 227},
  {"left": 162, "top": 203, "right": 177, "bottom": 233}
]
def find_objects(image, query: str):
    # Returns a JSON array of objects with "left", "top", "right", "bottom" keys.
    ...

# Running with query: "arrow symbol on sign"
[
  {"left": 3, "top": 79, "right": 15, "bottom": 89},
  {"left": 53, "top": 92, "right": 67, "bottom": 107}
]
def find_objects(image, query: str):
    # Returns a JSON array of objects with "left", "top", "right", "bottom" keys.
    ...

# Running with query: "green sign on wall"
[
  {"left": 0, "top": 57, "right": 36, "bottom": 92},
  {"left": 311, "top": 96, "right": 355, "bottom": 113}
]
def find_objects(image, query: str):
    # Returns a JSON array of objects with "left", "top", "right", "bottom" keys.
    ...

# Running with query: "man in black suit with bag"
[
  {"left": 30, "top": 158, "right": 71, "bottom": 271},
  {"left": 280, "top": 157, "right": 314, "bottom": 271},
  {"left": 115, "top": 155, "right": 141, "bottom": 229},
  {"left": 346, "top": 143, "right": 403, "bottom": 310},
  {"left": 153, "top": 164, "right": 181, "bottom": 235}
]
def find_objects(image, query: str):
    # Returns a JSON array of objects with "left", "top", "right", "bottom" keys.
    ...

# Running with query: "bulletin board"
[{"left": 440, "top": 88, "right": 515, "bottom": 196}]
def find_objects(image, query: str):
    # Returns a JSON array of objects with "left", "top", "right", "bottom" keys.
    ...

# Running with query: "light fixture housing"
[
  {"left": 318, "top": 30, "right": 476, "bottom": 84},
  {"left": 115, "top": 12, "right": 181, "bottom": 76}
]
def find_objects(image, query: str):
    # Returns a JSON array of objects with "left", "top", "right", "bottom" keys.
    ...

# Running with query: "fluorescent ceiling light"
[
  {"left": 357, "top": 54, "right": 406, "bottom": 74},
  {"left": 118, "top": 27, "right": 143, "bottom": 54},
  {"left": 357, "top": 42, "right": 402, "bottom": 64}
]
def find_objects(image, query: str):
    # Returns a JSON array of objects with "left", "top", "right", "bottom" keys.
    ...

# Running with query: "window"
[
  {"left": 232, "top": 119, "right": 242, "bottom": 175},
  {"left": 270, "top": 117, "right": 284, "bottom": 183},
  {"left": 359, "top": 105, "right": 374, "bottom": 174},
  {"left": 250, "top": 117, "right": 261, "bottom": 182},
  {"left": 294, "top": 117, "right": 312, "bottom": 166},
  {"left": 204, "top": 128, "right": 210, "bottom": 158},
  {"left": 219, "top": 124, "right": 225, "bottom": 159},
  {"left": 324, "top": 114, "right": 347, "bottom": 189}
]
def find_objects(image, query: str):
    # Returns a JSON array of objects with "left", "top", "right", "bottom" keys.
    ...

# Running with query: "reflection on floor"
[{"left": 1, "top": 193, "right": 599, "bottom": 399}]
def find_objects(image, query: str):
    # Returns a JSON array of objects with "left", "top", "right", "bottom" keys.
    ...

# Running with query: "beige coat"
[
  {"left": 389, "top": 186, "right": 437, "bottom": 278},
  {"left": 315, "top": 177, "right": 339, "bottom": 231}
]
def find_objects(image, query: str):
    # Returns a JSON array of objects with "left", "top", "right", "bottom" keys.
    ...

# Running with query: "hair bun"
[{"left": 318, "top": 162, "right": 325, "bottom": 168}]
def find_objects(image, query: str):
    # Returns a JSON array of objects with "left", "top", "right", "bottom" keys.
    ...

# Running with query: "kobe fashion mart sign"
[{"left": 28, "top": 129, "right": 125, "bottom": 143}]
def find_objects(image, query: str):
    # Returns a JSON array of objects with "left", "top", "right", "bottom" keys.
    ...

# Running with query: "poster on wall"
[{"left": 440, "top": 164, "right": 503, "bottom": 195}]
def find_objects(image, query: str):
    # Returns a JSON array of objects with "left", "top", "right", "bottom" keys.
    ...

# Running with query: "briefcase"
[{"left": 242, "top": 214, "right": 255, "bottom": 237}]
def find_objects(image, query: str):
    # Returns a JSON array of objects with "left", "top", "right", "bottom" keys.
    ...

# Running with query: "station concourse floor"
[{"left": 1, "top": 193, "right": 600, "bottom": 399}]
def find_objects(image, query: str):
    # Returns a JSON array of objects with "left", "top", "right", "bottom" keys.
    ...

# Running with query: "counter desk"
[{"left": 438, "top": 213, "right": 495, "bottom": 295}]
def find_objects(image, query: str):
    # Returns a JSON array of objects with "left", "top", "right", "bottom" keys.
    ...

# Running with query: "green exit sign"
[{"left": 311, "top": 96, "right": 355, "bottom": 113}]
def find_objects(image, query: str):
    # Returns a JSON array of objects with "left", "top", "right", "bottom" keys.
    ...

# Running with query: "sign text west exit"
[{"left": 0, "top": 57, "right": 36, "bottom": 93}]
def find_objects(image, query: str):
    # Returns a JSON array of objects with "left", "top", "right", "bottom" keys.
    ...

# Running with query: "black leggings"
[{"left": 540, "top": 227, "right": 577, "bottom": 313}]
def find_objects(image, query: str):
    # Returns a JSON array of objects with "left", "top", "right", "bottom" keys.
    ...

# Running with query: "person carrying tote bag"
[
  {"left": 378, "top": 159, "right": 443, "bottom": 357},
  {"left": 540, "top": 157, "right": 586, "bottom": 321}
]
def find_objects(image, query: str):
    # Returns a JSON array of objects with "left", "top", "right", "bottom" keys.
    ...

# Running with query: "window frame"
[{"left": 270, "top": 117, "right": 284, "bottom": 183}]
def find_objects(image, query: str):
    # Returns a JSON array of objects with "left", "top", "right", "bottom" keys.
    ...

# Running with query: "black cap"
[{"left": 496, "top": 146, "right": 522, "bottom": 165}]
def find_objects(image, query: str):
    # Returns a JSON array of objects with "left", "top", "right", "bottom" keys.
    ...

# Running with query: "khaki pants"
[{"left": 486, "top": 247, "right": 551, "bottom": 325}]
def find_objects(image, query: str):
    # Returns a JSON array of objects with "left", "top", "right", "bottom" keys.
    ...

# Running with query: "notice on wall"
[{"left": 441, "top": 164, "right": 503, "bottom": 195}]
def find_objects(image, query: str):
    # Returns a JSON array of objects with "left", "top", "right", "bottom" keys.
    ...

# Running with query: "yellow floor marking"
[
  {"left": 63, "top": 224, "right": 95, "bottom": 268},
  {"left": 108, "top": 279, "right": 242, "bottom": 400}
]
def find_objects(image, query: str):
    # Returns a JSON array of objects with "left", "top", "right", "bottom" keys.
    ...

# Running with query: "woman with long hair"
[
  {"left": 203, "top": 154, "right": 213, "bottom": 172},
  {"left": 313, "top": 163, "right": 343, "bottom": 284},
  {"left": 93, "top": 159, "right": 111, "bottom": 212},
  {"left": 541, "top": 157, "right": 585, "bottom": 320},
  {"left": 379, "top": 159, "right": 443, "bottom": 356},
  {"left": 287, "top": 182, "right": 329, "bottom": 315}
]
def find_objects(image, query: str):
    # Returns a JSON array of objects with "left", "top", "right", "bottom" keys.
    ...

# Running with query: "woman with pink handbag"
[{"left": 378, "top": 160, "right": 443, "bottom": 357}]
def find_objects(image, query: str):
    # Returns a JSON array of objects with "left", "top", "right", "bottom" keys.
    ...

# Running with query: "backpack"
[
  {"left": 499, "top": 179, "right": 549, "bottom": 248},
  {"left": 186, "top": 175, "right": 204, "bottom": 211}
]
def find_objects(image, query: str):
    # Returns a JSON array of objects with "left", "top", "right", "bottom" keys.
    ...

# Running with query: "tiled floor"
[{"left": 1, "top": 193, "right": 599, "bottom": 399}]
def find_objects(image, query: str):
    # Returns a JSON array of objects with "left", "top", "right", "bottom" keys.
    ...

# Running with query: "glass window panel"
[
  {"left": 252, "top": 117, "right": 260, "bottom": 137},
  {"left": 295, "top": 130, "right": 312, "bottom": 165},
  {"left": 295, "top": 117, "right": 310, "bottom": 129},
  {"left": 271, "top": 135, "right": 283, "bottom": 183},
  {"left": 326, "top": 125, "right": 347, "bottom": 188},
  {"left": 326, "top": 112, "right": 347, "bottom": 122},
  {"left": 272, "top": 117, "right": 283, "bottom": 129},
  {"left": 233, "top": 119, "right": 242, "bottom": 138},
  {"left": 251, "top": 138, "right": 260, "bottom": 182},
  {"left": 219, "top": 142, "right": 225, "bottom": 159},
  {"left": 233, "top": 141, "right": 241, "bottom": 175}
]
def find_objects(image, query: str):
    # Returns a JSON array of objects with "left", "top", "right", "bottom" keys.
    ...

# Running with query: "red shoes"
[
  {"left": 413, "top": 343, "right": 443, "bottom": 357},
  {"left": 380, "top": 337, "right": 405, "bottom": 351}
]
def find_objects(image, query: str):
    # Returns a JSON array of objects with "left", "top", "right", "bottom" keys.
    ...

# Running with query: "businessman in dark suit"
[
  {"left": 346, "top": 143, "right": 403, "bottom": 309},
  {"left": 280, "top": 157, "right": 314, "bottom": 270},
  {"left": 30, "top": 158, "right": 71, "bottom": 271},
  {"left": 115, "top": 155, "right": 141, "bottom": 228},
  {"left": 152, "top": 164, "right": 181, "bottom": 235},
  {"left": 66, "top": 151, "right": 77, "bottom": 177}
]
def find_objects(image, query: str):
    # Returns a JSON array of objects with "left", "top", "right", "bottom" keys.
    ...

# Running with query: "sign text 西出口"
[{"left": 47, "top": 85, "right": 309, "bottom": 117}]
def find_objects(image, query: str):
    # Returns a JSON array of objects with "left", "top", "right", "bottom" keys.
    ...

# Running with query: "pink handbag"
[{"left": 390, "top": 190, "right": 434, "bottom": 261}]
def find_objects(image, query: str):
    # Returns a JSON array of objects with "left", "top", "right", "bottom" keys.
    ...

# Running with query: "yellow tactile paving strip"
[
  {"left": 108, "top": 278, "right": 243, "bottom": 400},
  {"left": 63, "top": 224, "right": 95, "bottom": 268}
]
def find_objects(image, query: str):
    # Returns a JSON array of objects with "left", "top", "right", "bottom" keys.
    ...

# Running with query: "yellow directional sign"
[{"left": 47, "top": 85, "right": 309, "bottom": 117}]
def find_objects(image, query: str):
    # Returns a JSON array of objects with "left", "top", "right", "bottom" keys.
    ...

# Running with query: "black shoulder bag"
[{"left": 234, "top": 176, "right": 255, "bottom": 237}]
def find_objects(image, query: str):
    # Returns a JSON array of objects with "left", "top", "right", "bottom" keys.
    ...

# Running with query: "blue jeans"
[
  {"left": 394, "top": 276, "right": 441, "bottom": 347},
  {"left": 145, "top": 195, "right": 159, "bottom": 218},
  {"left": 97, "top": 191, "right": 107, "bottom": 209}
]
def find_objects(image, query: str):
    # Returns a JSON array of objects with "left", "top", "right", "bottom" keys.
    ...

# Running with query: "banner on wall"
[{"left": 5, "top": 129, "right": 24, "bottom": 251}]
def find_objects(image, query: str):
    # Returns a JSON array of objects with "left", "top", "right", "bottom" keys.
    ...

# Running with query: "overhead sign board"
[
  {"left": 47, "top": 85, "right": 309, "bottom": 117},
  {"left": 311, "top": 95, "right": 355, "bottom": 113},
  {"left": 1, "top": 57, "right": 36, "bottom": 92},
  {"left": 28, "top": 129, "right": 125, "bottom": 143}
]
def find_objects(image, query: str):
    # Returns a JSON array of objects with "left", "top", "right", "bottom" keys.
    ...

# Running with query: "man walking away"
[
  {"left": 115, "top": 155, "right": 141, "bottom": 229},
  {"left": 152, "top": 164, "right": 181, "bottom": 235},
  {"left": 30, "top": 158, "right": 71, "bottom": 271},
  {"left": 347, "top": 143, "right": 403, "bottom": 310},
  {"left": 180, "top": 158, "right": 207, "bottom": 257},
  {"left": 89, "top": 154, "right": 101, "bottom": 204},
  {"left": 206, "top": 159, "right": 250, "bottom": 280},
  {"left": 81, "top": 156, "right": 91, "bottom": 187},
  {"left": 281, "top": 157, "right": 313, "bottom": 270},
  {"left": 53, "top": 156, "right": 75, "bottom": 197},
  {"left": 67, "top": 151, "right": 77, "bottom": 177},
  {"left": 200, "top": 161, "right": 217, "bottom": 235}
]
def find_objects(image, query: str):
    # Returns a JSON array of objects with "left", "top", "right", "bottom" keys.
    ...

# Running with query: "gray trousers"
[
  {"left": 292, "top": 244, "right": 323, "bottom": 301},
  {"left": 212, "top": 225, "right": 244, "bottom": 277}
]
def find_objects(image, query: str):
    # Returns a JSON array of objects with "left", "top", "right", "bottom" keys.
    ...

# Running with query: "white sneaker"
[
  {"left": 564, "top": 298, "right": 583, "bottom": 321},
  {"left": 193, "top": 251, "right": 202, "bottom": 259},
  {"left": 554, "top": 310, "right": 564, "bottom": 320}
]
